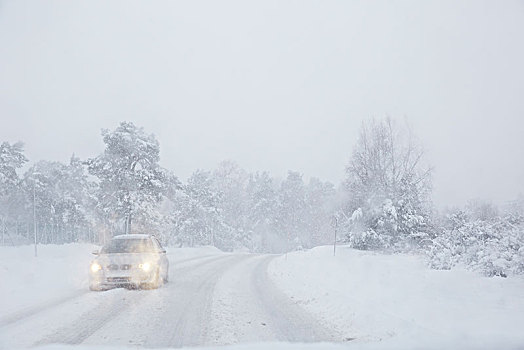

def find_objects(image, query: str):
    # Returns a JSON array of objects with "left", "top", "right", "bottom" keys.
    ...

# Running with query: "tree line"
[
  {"left": 0, "top": 122, "right": 336, "bottom": 252},
  {"left": 1, "top": 119, "right": 522, "bottom": 276}
]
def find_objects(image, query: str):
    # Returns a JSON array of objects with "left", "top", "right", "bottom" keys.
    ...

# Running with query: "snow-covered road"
[
  {"left": 0, "top": 252, "right": 340, "bottom": 349},
  {"left": 3, "top": 244, "right": 523, "bottom": 350}
]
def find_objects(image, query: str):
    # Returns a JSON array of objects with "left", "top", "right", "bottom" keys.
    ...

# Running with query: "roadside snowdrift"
[
  {"left": 0, "top": 244, "right": 97, "bottom": 316},
  {"left": 268, "top": 245, "right": 524, "bottom": 349}
]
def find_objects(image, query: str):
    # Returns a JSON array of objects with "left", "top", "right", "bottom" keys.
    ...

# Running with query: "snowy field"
[{"left": 1, "top": 244, "right": 524, "bottom": 350}]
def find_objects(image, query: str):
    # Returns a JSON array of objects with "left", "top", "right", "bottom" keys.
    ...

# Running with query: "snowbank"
[
  {"left": 31, "top": 343, "right": 350, "bottom": 350},
  {"left": 0, "top": 243, "right": 97, "bottom": 315},
  {"left": 268, "top": 245, "right": 524, "bottom": 349}
]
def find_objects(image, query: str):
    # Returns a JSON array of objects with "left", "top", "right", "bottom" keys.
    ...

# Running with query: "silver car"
[{"left": 89, "top": 234, "right": 169, "bottom": 291}]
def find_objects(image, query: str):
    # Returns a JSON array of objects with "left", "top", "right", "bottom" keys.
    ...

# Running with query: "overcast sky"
[{"left": 0, "top": 0, "right": 523, "bottom": 207}]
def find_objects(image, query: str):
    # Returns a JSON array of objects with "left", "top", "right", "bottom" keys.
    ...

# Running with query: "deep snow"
[
  {"left": 269, "top": 245, "right": 524, "bottom": 349},
  {"left": 1, "top": 244, "right": 524, "bottom": 349}
]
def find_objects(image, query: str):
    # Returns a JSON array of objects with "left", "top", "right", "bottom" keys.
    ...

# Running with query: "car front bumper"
[{"left": 90, "top": 269, "right": 157, "bottom": 288}]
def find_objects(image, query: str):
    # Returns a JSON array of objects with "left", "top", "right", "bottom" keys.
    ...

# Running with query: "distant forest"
[{"left": 1, "top": 118, "right": 523, "bottom": 276}]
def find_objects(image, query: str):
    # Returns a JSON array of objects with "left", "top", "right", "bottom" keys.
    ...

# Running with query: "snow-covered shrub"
[
  {"left": 428, "top": 212, "right": 524, "bottom": 277},
  {"left": 344, "top": 195, "right": 432, "bottom": 251}
]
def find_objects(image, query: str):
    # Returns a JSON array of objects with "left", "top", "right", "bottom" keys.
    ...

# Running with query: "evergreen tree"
[
  {"left": 0, "top": 141, "right": 28, "bottom": 245},
  {"left": 0, "top": 141, "right": 28, "bottom": 195},
  {"left": 278, "top": 171, "right": 307, "bottom": 250},
  {"left": 246, "top": 171, "right": 278, "bottom": 252},
  {"left": 305, "top": 178, "right": 336, "bottom": 246},
  {"left": 86, "top": 122, "right": 167, "bottom": 235}
]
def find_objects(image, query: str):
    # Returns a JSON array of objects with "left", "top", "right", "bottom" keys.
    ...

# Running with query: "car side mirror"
[{"left": 92, "top": 250, "right": 99, "bottom": 255}]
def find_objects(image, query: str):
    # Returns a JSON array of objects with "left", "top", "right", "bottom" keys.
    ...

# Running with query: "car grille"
[
  {"left": 107, "top": 264, "right": 133, "bottom": 270},
  {"left": 106, "top": 277, "right": 131, "bottom": 283}
]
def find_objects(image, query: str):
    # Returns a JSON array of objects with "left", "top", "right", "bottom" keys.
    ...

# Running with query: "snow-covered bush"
[
  {"left": 345, "top": 196, "right": 431, "bottom": 251},
  {"left": 428, "top": 212, "right": 524, "bottom": 277}
]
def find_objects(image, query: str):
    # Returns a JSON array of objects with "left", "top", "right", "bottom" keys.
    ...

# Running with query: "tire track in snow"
[
  {"left": 168, "top": 254, "right": 216, "bottom": 266},
  {"left": 209, "top": 254, "right": 345, "bottom": 345},
  {"left": 0, "top": 254, "right": 217, "bottom": 328},
  {"left": 251, "top": 255, "right": 341, "bottom": 342},
  {"left": 144, "top": 254, "right": 252, "bottom": 348},
  {"left": 32, "top": 254, "right": 236, "bottom": 347},
  {"left": 33, "top": 289, "right": 137, "bottom": 346},
  {"left": 0, "top": 290, "right": 88, "bottom": 328}
]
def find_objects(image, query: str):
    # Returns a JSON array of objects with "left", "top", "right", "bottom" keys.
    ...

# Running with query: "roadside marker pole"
[
  {"left": 33, "top": 178, "right": 37, "bottom": 257},
  {"left": 332, "top": 216, "right": 338, "bottom": 257}
]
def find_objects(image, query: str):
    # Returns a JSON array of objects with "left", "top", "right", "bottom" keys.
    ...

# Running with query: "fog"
[{"left": 1, "top": 0, "right": 523, "bottom": 207}]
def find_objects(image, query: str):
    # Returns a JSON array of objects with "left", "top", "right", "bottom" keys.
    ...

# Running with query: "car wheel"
[{"left": 143, "top": 269, "right": 160, "bottom": 289}]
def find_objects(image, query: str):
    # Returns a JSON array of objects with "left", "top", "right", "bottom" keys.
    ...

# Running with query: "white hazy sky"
[{"left": 1, "top": 0, "right": 523, "bottom": 207}]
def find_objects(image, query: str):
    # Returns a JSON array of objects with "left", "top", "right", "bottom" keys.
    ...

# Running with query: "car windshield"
[{"left": 100, "top": 239, "right": 154, "bottom": 254}]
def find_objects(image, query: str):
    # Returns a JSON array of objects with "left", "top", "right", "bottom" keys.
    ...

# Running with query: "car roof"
[{"left": 112, "top": 234, "right": 152, "bottom": 240}]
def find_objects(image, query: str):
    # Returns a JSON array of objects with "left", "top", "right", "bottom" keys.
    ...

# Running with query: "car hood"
[{"left": 94, "top": 253, "right": 161, "bottom": 266}]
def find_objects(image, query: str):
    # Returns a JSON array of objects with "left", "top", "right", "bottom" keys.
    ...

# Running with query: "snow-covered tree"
[
  {"left": 86, "top": 122, "right": 168, "bottom": 236},
  {"left": 505, "top": 194, "right": 524, "bottom": 216},
  {"left": 170, "top": 170, "right": 225, "bottom": 247},
  {"left": 0, "top": 141, "right": 28, "bottom": 245},
  {"left": 465, "top": 199, "right": 499, "bottom": 221},
  {"left": 277, "top": 171, "right": 307, "bottom": 250},
  {"left": 21, "top": 157, "right": 94, "bottom": 244},
  {"left": 0, "top": 141, "right": 27, "bottom": 195},
  {"left": 211, "top": 161, "right": 250, "bottom": 250},
  {"left": 246, "top": 171, "right": 278, "bottom": 252},
  {"left": 305, "top": 178, "right": 336, "bottom": 247},
  {"left": 343, "top": 117, "right": 433, "bottom": 250}
]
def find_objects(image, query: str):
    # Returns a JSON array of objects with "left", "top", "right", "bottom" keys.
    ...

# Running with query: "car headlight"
[
  {"left": 138, "top": 262, "right": 152, "bottom": 272},
  {"left": 90, "top": 262, "right": 102, "bottom": 273}
]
